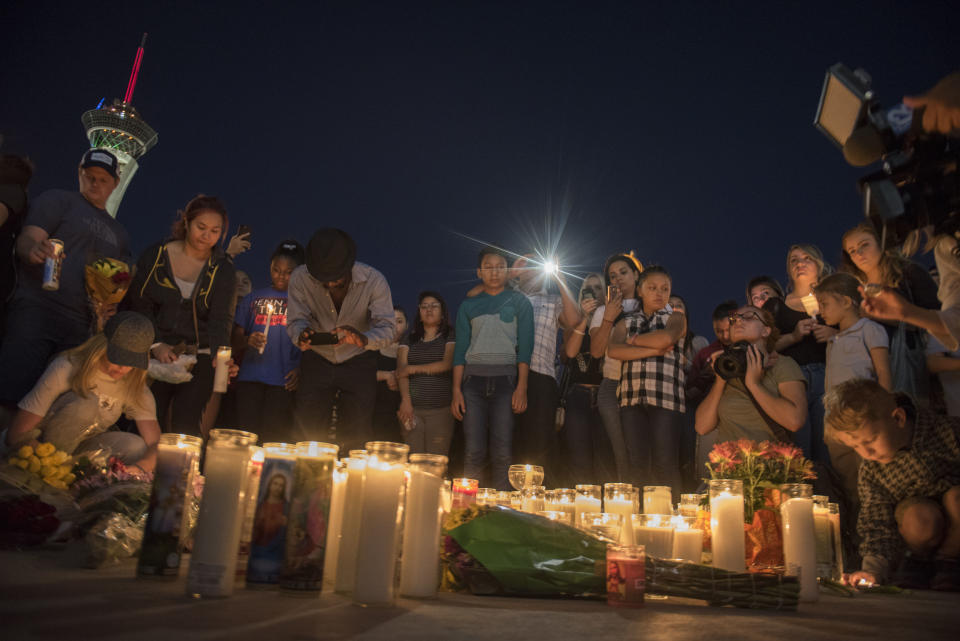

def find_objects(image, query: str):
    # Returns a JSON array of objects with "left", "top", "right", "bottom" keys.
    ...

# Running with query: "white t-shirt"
[
  {"left": 590, "top": 298, "right": 639, "bottom": 380},
  {"left": 926, "top": 335, "right": 960, "bottom": 417},
  {"left": 19, "top": 356, "right": 157, "bottom": 424}
]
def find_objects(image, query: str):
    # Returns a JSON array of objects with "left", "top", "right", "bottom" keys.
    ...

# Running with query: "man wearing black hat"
[
  {"left": 286, "top": 228, "right": 396, "bottom": 451},
  {"left": 0, "top": 149, "right": 132, "bottom": 412}
]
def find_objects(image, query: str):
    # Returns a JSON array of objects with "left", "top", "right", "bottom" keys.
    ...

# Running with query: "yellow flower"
[
  {"left": 51, "top": 450, "right": 69, "bottom": 465},
  {"left": 41, "top": 464, "right": 58, "bottom": 478},
  {"left": 17, "top": 445, "right": 33, "bottom": 458},
  {"left": 35, "top": 442, "right": 55, "bottom": 457},
  {"left": 28, "top": 458, "right": 42, "bottom": 473},
  {"left": 62, "top": 472, "right": 76, "bottom": 485},
  {"left": 57, "top": 464, "right": 72, "bottom": 478},
  {"left": 14, "top": 459, "right": 29, "bottom": 470}
]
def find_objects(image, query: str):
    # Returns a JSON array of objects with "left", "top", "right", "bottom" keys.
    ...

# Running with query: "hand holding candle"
[{"left": 258, "top": 303, "right": 275, "bottom": 355}]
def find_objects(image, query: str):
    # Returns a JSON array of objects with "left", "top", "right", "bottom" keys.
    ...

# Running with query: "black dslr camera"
[
  {"left": 814, "top": 63, "right": 960, "bottom": 247},
  {"left": 713, "top": 341, "right": 761, "bottom": 381}
]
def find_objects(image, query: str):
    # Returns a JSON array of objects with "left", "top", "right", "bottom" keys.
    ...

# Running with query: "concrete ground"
[{"left": 1, "top": 549, "right": 959, "bottom": 641}]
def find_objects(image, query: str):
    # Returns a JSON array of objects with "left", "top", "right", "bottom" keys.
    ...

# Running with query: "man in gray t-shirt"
[{"left": 0, "top": 149, "right": 131, "bottom": 408}]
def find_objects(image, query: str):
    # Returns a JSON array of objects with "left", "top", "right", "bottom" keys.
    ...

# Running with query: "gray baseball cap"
[{"left": 103, "top": 311, "right": 155, "bottom": 369}]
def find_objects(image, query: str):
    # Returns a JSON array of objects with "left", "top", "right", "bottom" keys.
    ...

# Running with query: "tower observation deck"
[{"left": 80, "top": 34, "right": 158, "bottom": 217}]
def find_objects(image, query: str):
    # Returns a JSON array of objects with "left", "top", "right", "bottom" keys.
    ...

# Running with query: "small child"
[
  {"left": 814, "top": 273, "right": 892, "bottom": 393},
  {"left": 823, "top": 378, "right": 960, "bottom": 590},
  {"left": 451, "top": 246, "right": 534, "bottom": 490},
  {"left": 815, "top": 273, "right": 893, "bottom": 510}
]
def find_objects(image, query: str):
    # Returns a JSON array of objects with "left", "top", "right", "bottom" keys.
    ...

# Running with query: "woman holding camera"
[{"left": 695, "top": 305, "right": 807, "bottom": 443}]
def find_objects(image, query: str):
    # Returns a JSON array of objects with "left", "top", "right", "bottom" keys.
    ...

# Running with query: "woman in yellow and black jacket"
[{"left": 127, "top": 195, "right": 236, "bottom": 436}]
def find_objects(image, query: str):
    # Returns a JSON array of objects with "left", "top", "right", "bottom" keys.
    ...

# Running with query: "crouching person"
[
  {"left": 3, "top": 311, "right": 160, "bottom": 475},
  {"left": 824, "top": 378, "right": 960, "bottom": 590}
]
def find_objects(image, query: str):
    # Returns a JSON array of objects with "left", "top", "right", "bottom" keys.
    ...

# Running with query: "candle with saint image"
[
  {"left": 631, "top": 513, "right": 674, "bottom": 559},
  {"left": 781, "top": 483, "right": 818, "bottom": 602},
  {"left": 235, "top": 445, "right": 264, "bottom": 582},
  {"left": 258, "top": 303, "right": 274, "bottom": 355},
  {"left": 709, "top": 479, "right": 745, "bottom": 572},
  {"left": 451, "top": 478, "right": 478, "bottom": 509},
  {"left": 334, "top": 453, "right": 368, "bottom": 594},
  {"left": 213, "top": 346, "right": 231, "bottom": 393},
  {"left": 575, "top": 485, "right": 602, "bottom": 524},
  {"left": 352, "top": 441, "right": 410, "bottom": 606},
  {"left": 186, "top": 429, "right": 258, "bottom": 597},
  {"left": 399, "top": 453, "right": 447, "bottom": 598},
  {"left": 246, "top": 443, "right": 297, "bottom": 586},
  {"left": 604, "top": 483, "right": 637, "bottom": 545},
  {"left": 670, "top": 516, "right": 703, "bottom": 562}
]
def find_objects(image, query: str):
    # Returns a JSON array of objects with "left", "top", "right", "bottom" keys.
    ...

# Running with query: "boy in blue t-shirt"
[
  {"left": 452, "top": 246, "right": 534, "bottom": 489},
  {"left": 233, "top": 241, "right": 305, "bottom": 442}
]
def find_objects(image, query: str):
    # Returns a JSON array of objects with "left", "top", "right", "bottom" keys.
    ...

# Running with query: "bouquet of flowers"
[
  {"left": 85, "top": 256, "right": 132, "bottom": 333},
  {"left": 441, "top": 504, "right": 799, "bottom": 609},
  {"left": 704, "top": 439, "right": 816, "bottom": 571}
]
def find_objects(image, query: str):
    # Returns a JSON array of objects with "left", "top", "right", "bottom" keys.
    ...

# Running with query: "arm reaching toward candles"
[
  {"left": 397, "top": 345, "right": 414, "bottom": 425},
  {"left": 131, "top": 418, "right": 161, "bottom": 473}
]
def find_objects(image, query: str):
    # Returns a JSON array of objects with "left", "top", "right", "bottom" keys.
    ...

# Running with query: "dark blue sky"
[{"left": 2, "top": 1, "right": 956, "bottom": 335}]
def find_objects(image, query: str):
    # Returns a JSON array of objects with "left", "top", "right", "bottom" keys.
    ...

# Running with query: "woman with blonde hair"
[
  {"left": 840, "top": 222, "right": 939, "bottom": 402},
  {"left": 4, "top": 311, "right": 160, "bottom": 473},
  {"left": 771, "top": 243, "right": 834, "bottom": 464}
]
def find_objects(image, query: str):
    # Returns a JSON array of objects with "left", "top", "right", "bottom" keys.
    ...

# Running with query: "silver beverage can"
[{"left": 42, "top": 239, "right": 65, "bottom": 291}]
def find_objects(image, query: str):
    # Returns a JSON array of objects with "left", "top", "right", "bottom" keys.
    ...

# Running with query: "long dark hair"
[
  {"left": 408, "top": 291, "right": 451, "bottom": 343},
  {"left": 171, "top": 195, "right": 229, "bottom": 244},
  {"left": 603, "top": 252, "right": 643, "bottom": 288}
]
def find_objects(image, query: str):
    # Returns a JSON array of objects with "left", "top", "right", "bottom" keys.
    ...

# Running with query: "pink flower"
[{"left": 765, "top": 442, "right": 803, "bottom": 461}]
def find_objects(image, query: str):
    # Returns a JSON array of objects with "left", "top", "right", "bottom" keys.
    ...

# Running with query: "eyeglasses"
[
  {"left": 728, "top": 311, "right": 762, "bottom": 324},
  {"left": 419, "top": 303, "right": 441, "bottom": 310}
]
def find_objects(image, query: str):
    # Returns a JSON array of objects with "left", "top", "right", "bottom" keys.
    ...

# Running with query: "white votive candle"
[
  {"left": 781, "top": 484, "right": 818, "bottom": 602},
  {"left": 709, "top": 479, "right": 745, "bottom": 572},
  {"left": 399, "top": 454, "right": 447, "bottom": 598},
  {"left": 334, "top": 455, "right": 368, "bottom": 593}
]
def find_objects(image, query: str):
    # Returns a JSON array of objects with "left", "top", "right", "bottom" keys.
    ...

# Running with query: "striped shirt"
[
  {"left": 527, "top": 291, "right": 562, "bottom": 379},
  {"left": 400, "top": 331, "right": 456, "bottom": 409},
  {"left": 617, "top": 305, "right": 685, "bottom": 413}
]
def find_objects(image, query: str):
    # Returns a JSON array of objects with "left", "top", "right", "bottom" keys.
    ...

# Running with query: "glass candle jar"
[{"left": 708, "top": 479, "right": 745, "bottom": 572}]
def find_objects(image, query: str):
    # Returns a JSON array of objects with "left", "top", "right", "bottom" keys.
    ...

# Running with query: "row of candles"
[{"left": 134, "top": 434, "right": 839, "bottom": 605}]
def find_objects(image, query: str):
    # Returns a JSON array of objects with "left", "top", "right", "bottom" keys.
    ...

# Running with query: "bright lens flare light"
[{"left": 543, "top": 260, "right": 559, "bottom": 276}]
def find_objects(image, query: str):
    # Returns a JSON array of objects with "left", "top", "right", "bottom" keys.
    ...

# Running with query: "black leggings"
[{"left": 152, "top": 353, "right": 215, "bottom": 437}]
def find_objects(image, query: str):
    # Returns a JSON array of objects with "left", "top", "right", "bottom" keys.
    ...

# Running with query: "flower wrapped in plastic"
[
  {"left": 441, "top": 504, "right": 800, "bottom": 609},
  {"left": 85, "top": 256, "right": 132, "bottom": 332}
]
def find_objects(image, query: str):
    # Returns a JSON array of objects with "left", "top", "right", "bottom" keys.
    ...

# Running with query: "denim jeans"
[
  {"left": 597, "top": 378, "right": 630, "bottom": 482},
  {"left": 620, "top": 403, "right": 683, "bottom": 498},
  {"left": 794, "top": 362, "right": 828, "bottom": 465},
  {"left": 461, "top": 374, "right": 515, "bottom": 490},
  {"left": 562, "top": 384, "right": 618, "bottom": 486}
]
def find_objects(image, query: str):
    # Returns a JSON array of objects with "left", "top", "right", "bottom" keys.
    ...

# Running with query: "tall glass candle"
[
  {"left": 353, "top": 441, "right": 410, "bottom": 606},
  {"left": 186, "top": 429, "right": 258, "bottom": 597},
  {"left": 213, "top": 346, "right": 232, "bottom": 393},
  {"left": 606, "top": 544, "right": 645, "bottom": 608},
  {"left": 781, "top": 483, "right": 818, "bottom": 602},
  {"left": 631, "top": 514, "right": 674, "bottom": 559},
  {"left": 670, "top": 516, "right": 703, "bottom": 562},
  {"left": 246, "top": 443, "right": 297, "bottom": 586},
  {"left": 575, "top": 484, "right": 602, "bottom": 524},
  {"left": 604, "top": 483, "right": 637, "bottom": 545},
  {"left": 138, "top": 434, "right": 203, "bottom": 579},
  {"left": 278, "top": 441, "right": 339, "bottom": 594},
  {"left": 709, "top": 479, "right": 745, "bottom": 572},
  {"left": 321, "top": 460, "right": 347, "bottom": 588},
  {"left": 812, "top": 495, "right": 834, "bottom": 580},
  {"left": 236, "top": 445, "right": 264, "bottom": 582},
  {"left": 828, "top": 502, "right": 844, "bottom": 581},
  {"left": 335, "top": 454, "right": 368, "bottom": 594},
  {"left": 399, "top": 453, "right": 447, "bottom": 598},
  {"left": 643, "top": 486, "right": 673, "bottom": 515}
]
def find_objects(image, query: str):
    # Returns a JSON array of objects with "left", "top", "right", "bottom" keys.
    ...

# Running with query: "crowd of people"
[{"left": 0, "top": 71, "right": 958, "bottom": 590}]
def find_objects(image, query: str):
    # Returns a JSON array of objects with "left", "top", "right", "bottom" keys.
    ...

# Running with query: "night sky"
[{"left": 2, "top": 1, "right": 957, "bottom": 336}]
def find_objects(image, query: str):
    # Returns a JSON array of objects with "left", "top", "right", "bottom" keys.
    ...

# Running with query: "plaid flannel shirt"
[
  {"left": 616, "top": 305, "right": 685, "bottom": 412},
  {"left": 858, "top": 409, "right": 960, "bottom": 578},
  {"left": 527, "top": 291, "right": 562, "bottom": 379}
]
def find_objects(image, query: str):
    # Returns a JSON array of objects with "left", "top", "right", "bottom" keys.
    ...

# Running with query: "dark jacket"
[{"left": 127, "top": 240, "right": 236, "bottom": 351}]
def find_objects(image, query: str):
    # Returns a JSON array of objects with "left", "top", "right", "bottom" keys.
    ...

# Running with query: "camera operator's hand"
[
  {"left": 743, "top": 344, "right": 765, "bottom": 389},
  {"left": 859, "top": 285, "right": 909, "bottom": 323},
  {"left": 706, "top": 349, "right": 725, "bottom": 378},
  {"left": 903, "top": 71, "right": 960, "bottom": 135}
]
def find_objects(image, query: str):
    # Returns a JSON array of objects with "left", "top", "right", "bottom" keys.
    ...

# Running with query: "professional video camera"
[{"left": 814, "top": 63, "right": 960, "bottom": 248}]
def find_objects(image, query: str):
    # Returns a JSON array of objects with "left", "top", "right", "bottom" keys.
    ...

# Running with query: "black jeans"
[
  {"left": 295, "top": 350, "right": 377, "bottom": 453},
  {"left": 151, "top": 353, "right": 216, "bottom": 437},
  {"left": 514, "top": 370, "right": 559, "bottom": 468},
  {"left": 234, "top": 380, "right": 296, "bottom": 444}
]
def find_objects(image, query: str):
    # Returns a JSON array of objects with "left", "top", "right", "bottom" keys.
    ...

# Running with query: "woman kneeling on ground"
[{"left": 4, "top": 311, "right": 160, "bottom": 474}]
